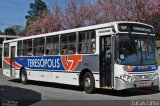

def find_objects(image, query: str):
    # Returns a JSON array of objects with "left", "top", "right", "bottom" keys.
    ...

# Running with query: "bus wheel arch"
[
  {"left": 79, "top": 69, "right": 95, "bottom": 93},
  {"left": 20, "top": 67, "right": 28, "bottom": 84}
]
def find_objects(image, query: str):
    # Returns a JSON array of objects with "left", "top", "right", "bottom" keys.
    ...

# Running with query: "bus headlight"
[
  {"left": 151, "top": 73, "right": 158, "bottom": 80},
  {"left": 119, "top": 75, "right": 135, "bottom": 82}
]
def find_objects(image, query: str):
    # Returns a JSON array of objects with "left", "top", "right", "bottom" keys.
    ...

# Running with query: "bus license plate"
[{"left": 139, "top": 82, "right": 148, "bottom": 87}]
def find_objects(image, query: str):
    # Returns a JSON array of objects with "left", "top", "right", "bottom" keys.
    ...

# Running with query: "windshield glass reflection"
[{"left": 116, "top": 34, "right": 156, "bottom": 65}]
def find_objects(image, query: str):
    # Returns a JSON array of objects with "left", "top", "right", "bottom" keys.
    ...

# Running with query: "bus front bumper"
[{"left": 114, "top": 77, "right": 159, "bottom": 90}]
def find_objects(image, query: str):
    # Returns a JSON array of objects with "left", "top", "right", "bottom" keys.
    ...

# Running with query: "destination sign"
[{"left": 118, "top": 23, "right": 154, "bottom": 33}]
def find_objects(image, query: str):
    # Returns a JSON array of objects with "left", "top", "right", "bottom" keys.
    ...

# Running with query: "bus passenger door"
[
  {"left": 100, "top": 36, "right": 112, "bottom": 87},
  {"left": 9, "top": 42, "right": 17, "bottom": 78}
]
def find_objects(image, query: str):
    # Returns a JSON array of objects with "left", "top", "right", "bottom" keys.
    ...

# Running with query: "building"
[{"left": 0, "top": 35, "right": 20, "bottom": 67}]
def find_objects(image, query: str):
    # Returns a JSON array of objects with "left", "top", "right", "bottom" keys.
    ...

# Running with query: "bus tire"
[
  {"left": 20, "top": 69, "right": 28, "bottom": 84},
  {"left": 83, "top": 72, "right": 95, "bottom": 93}
]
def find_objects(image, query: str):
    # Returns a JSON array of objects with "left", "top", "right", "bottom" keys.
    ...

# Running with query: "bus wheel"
[
  {"left": 83, "top": 72, "right": 95, "bottom": 93},
  {"left": 20, "top": 69, "right": 28, "bottom": 84}
]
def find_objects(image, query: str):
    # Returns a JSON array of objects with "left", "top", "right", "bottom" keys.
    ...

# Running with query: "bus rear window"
[{"left": 4, "top": 43, "right": 9, "bottom": 57}]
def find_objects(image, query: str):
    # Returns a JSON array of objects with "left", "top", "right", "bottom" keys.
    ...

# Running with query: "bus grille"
[{"left": 132, "top": 74, "right": 152, "bottom": 81}]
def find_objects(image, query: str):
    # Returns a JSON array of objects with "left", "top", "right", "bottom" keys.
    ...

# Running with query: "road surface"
[{"left": 0, "top": 69, "right": 160, "bottom": 106}]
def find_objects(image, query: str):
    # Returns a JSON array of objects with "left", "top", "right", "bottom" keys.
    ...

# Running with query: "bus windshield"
[{"left": 116, "top": 33, "right": 156, "bottom": 66}]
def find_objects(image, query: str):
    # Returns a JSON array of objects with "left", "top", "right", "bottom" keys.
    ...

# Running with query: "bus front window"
[{"left": 116, "top": 34, "right": 156, "bottom": 66}]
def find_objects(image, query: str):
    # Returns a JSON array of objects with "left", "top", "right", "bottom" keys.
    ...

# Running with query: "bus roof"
[
  {"left": 3, "top": 21, "right": 153, "bottom": 43},
  {"left": 0, "top": 35, "right": 21, "bottom": 38}
]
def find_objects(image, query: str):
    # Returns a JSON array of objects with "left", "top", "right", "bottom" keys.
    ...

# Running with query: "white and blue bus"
[{"left": 2, "top": 21, "right": 159, "bottom": 93}]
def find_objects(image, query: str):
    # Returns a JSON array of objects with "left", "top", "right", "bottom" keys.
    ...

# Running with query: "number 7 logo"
[{"left": 61, "top": 55, "right": 82, "bottom": 71}]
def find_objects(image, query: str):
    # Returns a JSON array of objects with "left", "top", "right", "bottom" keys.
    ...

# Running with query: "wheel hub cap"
[{"left": 85, "top": 78, "right": 91, "bottom": 87}]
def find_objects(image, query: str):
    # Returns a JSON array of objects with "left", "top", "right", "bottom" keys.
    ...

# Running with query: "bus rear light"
[{"left": 123, "top": 65, "right": 135, "bottom": 72}]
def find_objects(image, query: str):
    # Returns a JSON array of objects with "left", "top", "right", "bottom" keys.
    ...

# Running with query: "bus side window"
[
  {"left": 4, "top": 43, "right": 9, "bottom": 57},
  {"left": 78, "top": 30, "right": 95, "bottom": 53},
  {"left": 27, "top": 48, "right": 32, "bottom": 56},
  {"left": 33, "top": 38, "right": 45, "bottom": 56},
  {"left": 91, "top": 40, "right": 96, "bottom": 53},
  {"left": 17, "top": 41, "right": 22, "bottom": 56},
  {"left": 23, "top": 39, "right": 32, "bottom": 56},
  {"left": 46, "top": 36, "right": 59, "bottom": 55},
  {"left": 46, "top": 49, "right": 50, "bottom": 55},
  {"left": 60, "top": 33, "right": 76, "bottom": 55}
]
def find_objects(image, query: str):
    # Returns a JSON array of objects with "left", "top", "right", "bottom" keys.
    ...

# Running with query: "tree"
[
  {"left": 57, "top": 0, "right": 108, "bottom": 29},
  {"left": 61, "top": 0, "right": 96, "bottom": 29},
  {"left": 96, "top": 0, "right": 160, "bottom": 22},
  {"left": 0, "top": 30, "right": 3, "bottom": 35},
  {"left": 24, "top": 0, "right": 160, "bottom": 38},
  {"left": 10, "top": 25, "right": 24, "bottom": 36},
  {"left": 86, "top": 1, "right": 109, "bottom": 25},
  {"left": 25, "top": 12, "right": 61, "bottom": 36},
  {"left": 97, "top": 0, "right": 160, "bottom": 38},
  {"left": 25, "top": 0, "right": 48, "bottom": 26},
  {"left": 25, "top": 0, "right": 48, "bottom": 19},
  {"left": 4, "top": 28, "right": 16, "bottom": 35}
]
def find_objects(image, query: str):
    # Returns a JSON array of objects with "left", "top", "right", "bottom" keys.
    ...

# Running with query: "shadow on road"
[
  {"left": 0, "top": 85, "right": 41, "bottom": 106},
  {"left": 9, "top": 79, "right": 159, "bottom": 97},
  {"left": 9, "top": 79, "right": 83, "bottom": 92},
  {"left": 96, "top": 87, "right": 159, "bottom": 97}
]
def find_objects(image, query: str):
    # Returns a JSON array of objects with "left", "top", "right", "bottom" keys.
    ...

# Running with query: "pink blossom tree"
[
  {"left": 25, "top": 9, "right": 62, "bottom": 36},
  {"left": 61, "top": 0, "right": 92, "bottom": 29},
  {"left": 26, "top": 12, "right": 55, "bottom": 36},
  {"left": 97, "top": 0, "right": 160, "bottom": 38},
  {"left": 25, "top": 0, "right": 160, "bottom": 38},
  {"left": 97, "top": 0, "right": 160, "bottom": 22}
]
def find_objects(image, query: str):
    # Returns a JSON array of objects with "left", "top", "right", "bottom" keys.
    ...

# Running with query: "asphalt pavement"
[{"left": 0, "top": 69, "right": 160, "bottom": 106}]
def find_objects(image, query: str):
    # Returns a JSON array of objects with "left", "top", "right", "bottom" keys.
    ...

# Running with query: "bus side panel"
[
  {"left": 75, "top": 55, "right": 99, "bottom": 73},
  {"left": 13, "top": 55, "right": 100, "bottom": 87},
  {"left": 15, "top": 69, "right": 20, "bottom": 79},
  {"left": 75, "top": 55, "right": 100, "bottom": 88},
  {"left": 51, "top": 72, "right": 79, "bottom": 85},
  {"left": 26, "top": 70, "right": 79, "bottom": 85},
  {"left": 93, "top": 74, "right": 100, "bottom": 88},
  {"left": 14, "top": 55, "right": 99, "bottom": 72},
  {"left": 3, "top": 59, "right": 11, "bottom": 77},
  {"left": 27, "top": 70, "right": 41, "bottom": 81}
]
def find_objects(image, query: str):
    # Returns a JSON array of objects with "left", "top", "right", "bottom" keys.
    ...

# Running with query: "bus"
[
  {"left": 2, "top": 21, "right": 159, "bottom": 93},
  {"left": 0, "top": 35, "right": 20, "bottom": 67}
]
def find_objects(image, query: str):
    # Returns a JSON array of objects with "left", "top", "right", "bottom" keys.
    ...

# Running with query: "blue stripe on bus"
[
  {"left": 131, "top": 65, "right": 158, "bottom": 72},
  {"left": 15, "top": 56, "right": 65, "bottom": 71},
  {"left": 14, "top": 55, "right": 82, "bottom": 71}
]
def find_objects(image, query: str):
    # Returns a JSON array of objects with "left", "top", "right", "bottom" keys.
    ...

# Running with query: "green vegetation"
[{"left": 25, "top": 0, "right": 48, "bottom": 26}]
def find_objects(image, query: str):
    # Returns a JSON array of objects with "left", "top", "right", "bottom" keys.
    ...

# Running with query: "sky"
[{"left": 0, "top": 0, "right": 64, "bottom": 32}]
